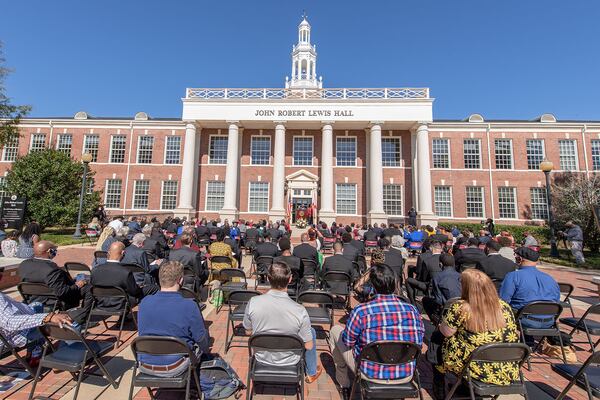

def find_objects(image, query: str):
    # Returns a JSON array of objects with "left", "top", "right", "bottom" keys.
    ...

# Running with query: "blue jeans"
[
  {"left": 520, "top": 316, "right": 554, "bottom": 346},
  {"left": 305, "top": 328, "right": 318, "bottom": 376}
]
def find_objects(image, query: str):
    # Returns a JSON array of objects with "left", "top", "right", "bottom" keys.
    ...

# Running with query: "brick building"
[{"left": 3, "top": 17, "right": 599, "bottom": 226}]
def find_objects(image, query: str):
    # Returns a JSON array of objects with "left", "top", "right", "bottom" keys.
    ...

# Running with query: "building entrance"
[{"left": 291, "top": 197, "right": 314, "bottom": 224}]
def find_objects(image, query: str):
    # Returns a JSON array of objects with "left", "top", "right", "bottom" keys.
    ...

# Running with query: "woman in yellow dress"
[
  {"left": 434, "top": 268, "right": 520, "bottom": 399},
  {"left": 208, "top": 229, "right": 238, "bottom": 271}
]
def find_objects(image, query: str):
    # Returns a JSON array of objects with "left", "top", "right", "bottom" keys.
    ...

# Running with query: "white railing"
[{"left": 185, "top": 87, "right": 429, "bottom": 100}]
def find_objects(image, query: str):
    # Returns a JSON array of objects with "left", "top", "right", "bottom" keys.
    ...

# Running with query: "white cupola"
[{"left": 286, "top": 15, "right": 322, "bottom": 89}]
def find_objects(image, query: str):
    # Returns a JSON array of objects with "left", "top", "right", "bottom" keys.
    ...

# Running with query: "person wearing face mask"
[{"left": 18, "top": 240, "right": 93, "bottom": 324}]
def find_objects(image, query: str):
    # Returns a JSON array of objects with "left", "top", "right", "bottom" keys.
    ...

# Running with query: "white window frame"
[
  {"left": 248, "top": 181, "right": 270, "bottom": 213},
  {"left": 292, "top": 135, "right": 314, "bottom": 166},
  {"left": 136, "top": 135, "right": 155, "bottom": 164},
  {"left": 104, "top": 179, "right": 122, "bottom": 209},
  {"left": 383, "top": 184, "right": 403, "bottom": 216},
  {"left": 381, "top": 137, "right": 402, "bottom": 167},
  {"left": 494, "top": 138, "right": 514, "bottom": 169},
  {"left": 164, "top": 136, "right": 182, "bottom": 165},
  {"left": 591, "top": 139, "right": 600, "bottom": 171},
  {"left": 205, "top": 180, "right": 226, "bottom": 211},
  {"left": 463, "top": 138, "right": 482, "bottom": 169},
  {"left": 29, "top": 134, "right": 46, "bottom": 152},
  {"left": 498, "top": 187, "right": 518, "bottom": 219},
  {"left": 2, "top": 136, "right": 19, "bottom": 162},
  {"left": 432, "top": 138, "right": 451, "bottom": 169},
  {"left": 465, "top": 186, "right": 485, "bottom": 219},
  {"left": 160, "top": 180, "right": 178, "bottom": 210},
  {"left": 434, "top": 185, "right": 453, "bottom": 218},
  {"left": 208, "top": 135, "right": 228, "bottom": 165},
  {"left": 56, "top": 134, "right": 73, "bottom": 155},
  {"left": 526, "top": 139, "right": 545, "bottom": 170},
  {"left": 83, "top": 134, "right": 100, "bottom": 162},
  {"left": 0, "top": 176, "right": 6, "bottom": 200},
  {"left": 529, "top": 187, "right": 548, "bottom": 220},
  {"left": 335, "top": 136, "right": 357, "bottom": 167},
  {"left": 132, "top": 180, "right": 150, "bottom": 209},
  {"left": 335, "top": 183, "right": 358, "bottom": 215},
  {"left": 109, "top": 135, "right": 127, "bottom": 164},
  {"left": 250, "top": 136, "right": 272, "bottom": 166},
  {"left": 558, "top": 139, "right": 579, "bottom": 171}
]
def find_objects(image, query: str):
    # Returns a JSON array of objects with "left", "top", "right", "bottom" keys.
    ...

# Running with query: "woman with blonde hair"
[
  {"left": 433, "top": 268, "right": 519, "bottom": 398},
  {"left": 95, "top": 226, "right": 115, "bottom": 251}
]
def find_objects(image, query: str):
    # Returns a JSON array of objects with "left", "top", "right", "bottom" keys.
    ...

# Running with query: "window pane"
[
  {"left": 293, "top": 137, "right": 313, "bottom": 166},
  {"left": 383, "top": 184, "right": 402, "bottom": 215},
  {"left": 133, "top": 180, "right": 150, "bottom": 209},
  {"left": 248, "top": 182, "right": 269, "bottom": 212},
  {"left": 137, "top": 136, "right": 154, "bottom": 164},
  {"left": 463, "top": 139, "right": 481, "bottom": 169},
  {"left": 206, "top": 181, "right": 225, "bottom": 211},
  {"left": 56, "top": 134, "right": 72, "bottom": 155},
  {"left": 336, "top": 184, "right": 356, "bottom": 214},
  {"left": 161, "top": 181, "right": 178, "bottom": 210},
  {"left": 466, "top": 186, "right": 484, "bottom": 218},
  {"left": 434, "top": 186, "right": 452, "bottom": 217},
  {"left": 2, "top": 136, "right": 19, "bottom": 162},
  {"left": 382, "top": 138, "right": 401, "bottom": 167},
  {"left": 30, "top": 134, "right": 46, "bottom": 152},
  {"left": 592, "top": 140, "right": 600, "bottom": 171},
  {"left": 336, "top": 137, "right": 356, "bottom": 166},
  {"left": 209, "top": 136, "right": 228, "bottom": 164},
  {"left": 83, "top": 135, "right": 99, "bottom": 162},
  {"left": 165, "top": 136, "right": 181, "bottom": 164},
  {"left": 110, "top": 135, "right": 127, "bottom": 163},
  {"left": 432, "top": 138, "right": 449, "bottom": 168},
  {"left": 494, "top": 139, "right": 513, "bottom": 169},
  {"left": 498, "top": 187, "right": 516, "bottom": 219},
  {"left": 251, "top": 137, "right": 271, "bottom": 165},
  {"left": 105, "top": 179, "right": 122, "bottom": 208},
  {"left": 0, "top": 176, "right": 6, "bottom": 200},
  {"left": 530, "top": 187, "right": 548, "bottom": 220},
  {"left": 526, "top": 139, "right": 545, "bottom": 170},
  {"left": 559, "top": 140, "right": 577, "bottom": 171}
]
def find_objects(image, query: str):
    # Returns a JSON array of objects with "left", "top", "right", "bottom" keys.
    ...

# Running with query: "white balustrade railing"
[{"left": 185, "top": 87, "right": 429, "bottom": 100}]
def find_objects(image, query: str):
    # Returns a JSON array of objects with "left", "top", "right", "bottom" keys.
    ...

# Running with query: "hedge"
[{"left": 437, "top": 221, "right": 551, "bottom": 245}]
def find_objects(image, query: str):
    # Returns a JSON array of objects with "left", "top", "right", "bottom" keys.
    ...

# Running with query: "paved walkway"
[{"left": 1, "top": 245, "right": 599, "bottom": 399}]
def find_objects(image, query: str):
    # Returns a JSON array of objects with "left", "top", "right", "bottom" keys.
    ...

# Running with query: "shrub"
[{"left": 438, "top": 221, "right": 550, "bottom": 245}]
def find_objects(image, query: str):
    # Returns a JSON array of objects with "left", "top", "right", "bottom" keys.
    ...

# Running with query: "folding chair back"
[
  {"left": 255, "top": 256, "right": 274, "bottom": 268},
  {"left": 210, "top": 255, "right": 232, "bottom": 266},
  {"left": 131, "top": 336, "right": 195, "bottom": 357},
  {"left": 94, "top": 250, "right": 108, "bottom": 260},
  {"left": 468, "top": 342, "right": 530, "bottom": 364},
  {"left": 39, "top": 322, "right": 84, "bottom": 342},
  {"left": 249, "top": 333, "right": 305, "bottom": 353},
  {"left": 358, "top": 340, "right": 420, "bottom": 366},
  {"left": 322, "top": 271, "right": 352, "bottom": 292},
  {"left": 179, "top": 287, "right": 206, "bottom": 312},
  {"left": 121, "top": 263, "right": 145, "bottom": 274},
  {"left": 559, "top": 282, "right": 575, "bottom": 316},
  {"left": 518, "top": 301, "right": 562, "bottom": 319},
  {"left": 64, "top": 262, "right": 91, "bottom": 279},
  {"left": 219, "top": 268, "right": 247, "bottom": 283},
  {"left": 297, "top": 290, "right": 334, "bottom": 306},
  {"left": 228, "top": 289, "right": 261, "bottom": 306},
  {"left": 301, "top": 259, "right": 318, "bottom": 276},
  {"left": 555, "top": 351, "right": 600, "bottom": 400},
  {"left": 17, "top": 282, "right": 60, "bottom": 311},
  {"left": 91, "top": 285, "right": 128, "bottom": 301}
]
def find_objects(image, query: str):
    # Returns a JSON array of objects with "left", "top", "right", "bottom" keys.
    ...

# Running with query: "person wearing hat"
[{"left": 499, "top": 247, "right": 560, "bottom": 330}]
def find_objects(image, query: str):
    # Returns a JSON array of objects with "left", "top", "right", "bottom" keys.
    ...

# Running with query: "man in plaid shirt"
[{"left": 328, "top": 264, "right": 424, "bottom": 399}]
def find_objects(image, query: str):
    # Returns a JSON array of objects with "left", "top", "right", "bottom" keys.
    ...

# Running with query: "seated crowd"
[{"left": 0, "top": 214, "right": 578, "bottom": 400}]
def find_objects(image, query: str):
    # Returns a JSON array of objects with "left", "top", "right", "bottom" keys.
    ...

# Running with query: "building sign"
[
  {"left": 1, "top": 196, "right": 27, "bottom": 230},
  {"left": 254, "top": 108, "right": 354, "bottom": 117}
]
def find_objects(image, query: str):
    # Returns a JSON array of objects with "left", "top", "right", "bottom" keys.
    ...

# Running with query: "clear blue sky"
[{"left": 2, "top": 0, "right": 599, "bottom": 120}]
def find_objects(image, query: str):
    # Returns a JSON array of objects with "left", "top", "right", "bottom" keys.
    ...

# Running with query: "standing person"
[
  {"left": 93, "top": 205, "right": 108, "bottom": 226},
  {"left": 407, "top": 207, "right": 417, "bottom": 227},
  {"left": 564, "top": 221, "right": 585, "bottom": 265},
  {"left": 1, "top": 230, "right": 19, "bottom": 258},
  {"left": 522, "top": 231, "right": 539, "bottom": 248},
  {"left": 484, "top": 218, "right": 496, "bottom": 237},
  {"left": 16, "top": 222, "right": 42, "bottom": 259}
]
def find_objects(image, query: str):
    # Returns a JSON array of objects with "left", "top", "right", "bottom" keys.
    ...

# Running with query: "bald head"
[
  {"left": 34, "top": 241, "right": 57, "bottom": 258},
  {"left": 300, "top": 233, "right": 309, "bottom": 243},
  {"left": 108, "top": 241, "right": 125, "bottom": 261}
]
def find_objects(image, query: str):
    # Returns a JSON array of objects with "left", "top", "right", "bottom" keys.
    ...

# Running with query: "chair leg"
[
  {"left": 193, "top": 368, "right": 203, "bottom": 400},
  {"left": 468, "top": 380, "right": 477, "bottom": 400},
  {"left": 583, "top": 373, "right": 594, "bottom": 400},
  {"left": 415, "top": 371, "right": 424, "bottom": 400},
  {"left": 116, "top": 309, "right": 127, "bottom": 348},
  {"left": 583, "top": 325, "right": 595, "bottom": 352},
  {"left": 128, "top": 365, "right": 137, "bottom": 400},
  {"left": 445, "top": 377, "right": 461, "bottom": 400},
  {"left": 93, "top": 355, "right": 118, "bottom": 388},
  {"left": 184, "top": 366, "right": 192, "bottom": 400},
  {"left": 72, "top": 361, "right": 87, "bottom": 400},
  {"left": 246, "top": 362, "right": 252, "bottom": 400},
  {"left": 27, "top": 358, "right": 44, "bottom": 400},
  {"left": 557, "top": 332, "right": 568, "bottom": 364},
  {"left": 11, "top": 348, "right": 36, "bottom": 377}
]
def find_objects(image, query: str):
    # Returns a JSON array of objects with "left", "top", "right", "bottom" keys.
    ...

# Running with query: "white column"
[
  {"left": 416, "top": 123, "right": 436, "bottom": 225},
  {"left": 319, "top": 123, "right": 335, "bottom": 223},
  {"left": 221, "top": 121, "right": 240, "bottom": 220},
  {"left": 367, "top": 123, "right": 386, "bottom": 224},
  {"left": 270, "top": 123, "right": 286, "bottom": 220},
  {"left": 175, "top": 123, "right": 199, "bottom": 218}
]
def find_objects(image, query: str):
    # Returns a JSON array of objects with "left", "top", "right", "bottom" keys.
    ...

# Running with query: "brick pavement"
[{"left": 0, "top": 245, "right": 599, "bottom": 399}]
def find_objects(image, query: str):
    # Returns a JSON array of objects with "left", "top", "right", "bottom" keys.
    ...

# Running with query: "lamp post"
[
  {"left": 540, "top": 159, "right": 560, "bottom": 258},
  {"left": 73, "top": 153, "right": 93, "bottom": 239}
]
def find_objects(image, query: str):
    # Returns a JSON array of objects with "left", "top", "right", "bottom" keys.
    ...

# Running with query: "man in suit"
[
  {"left": 254, "top": 233, "right": 280, "bottom": 258},
  {"left": 223, "top": 227, "right": 241, "bottom": 266},
  {"left": 168, "top": 232, "right": 208, "bottom": 289},
  {"left": 267, "top": 224, "right": 282, "bottom": 242},
  {"left": 454, "top": 237, "right": 487, "bottom": 271},
  {"left": 321, "top": 242, "right": 357, "bottom": 294},
  {"left": 405, "top": 240, "right": 443, "bottom": 306},
  {"left": 363, "top": 227, "right": 379, "bottom": 242},
  {"left": 293, "top": 233, "right": 319, "bottom": 275},
  {"left": 346, "top": 225, "right": 365, "bottom": 254},
  {"left": 91, "top": 241, "right": 144, "bottom": 310},
  {"left": 476, "top": 240, "right": 517, "bottom": 289},
  {"left": 195, "top": 222, "right": 211, "bottom": 243},
  {"left": 18, "top": 241, "right": 92, "bottom": 324},
  {"left": 244, "top": 224, "right": 261, "bottom": 250},
  {"left": 142, "top": 224, "right": 164, "bottom": 264},
  {"left": 382, "top": 223, "right": 402, "bottom": 239},
  {"left": 421, "top": 253, "right": 461, "bottom": 324},
  {"left": 341, "top": 233, "right": 359, "bottom": 263},
  {"left": 122, "top": 233, "right": 159, "bottom": 287},
  {"left": 379, "top": 238, "right": 404, "bottom": 282}
]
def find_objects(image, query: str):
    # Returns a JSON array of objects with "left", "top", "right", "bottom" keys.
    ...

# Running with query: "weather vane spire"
[{"left": 302, "top": 10, "right": 307, "bottom": 20}]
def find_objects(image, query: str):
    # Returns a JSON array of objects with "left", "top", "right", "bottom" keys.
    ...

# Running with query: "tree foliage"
[
  {"left": 552, "top": 172, "right": 600, "bottom": 252},
  {"left": 4, "top": 149, "right": 100, "bottom": 228},
  {"left": 0, "top": 42, "right": 30, "bottom": 148}
]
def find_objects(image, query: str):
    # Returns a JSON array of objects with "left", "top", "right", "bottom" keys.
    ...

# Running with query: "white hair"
[
  {"left": 132, "top": 233, "right": 146, "bottom": 246},
  {"left": 142, "top": 224, "right": 152, "bottom": 236},
  {"left": 118, "top": 226, "right": 130, "bottom": 237}
]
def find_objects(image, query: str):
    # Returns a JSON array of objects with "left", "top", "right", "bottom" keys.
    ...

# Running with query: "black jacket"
[
  {"left": 292, "top": 243, "right": 319, "bottom": 273},
  {"left": 169, "top": 247, "right": 206, "bottom": 279},
  {"left": 364, "top": 230, "right": 379, "bottom": 241},
  {"left": 142, "top": 237, "right": 163, "bottom": 263},
  {"left": 415, "top": 253, "right": 442, "bottom": 283},
  {"left": 18, "top": 258, "right": 82, "bottom": 309},
  {"left": 195, "top": 225, "right": 211, "bottom": 240},
  {"left": 476, "top": 254, "right": 517, "bottom": 287},
  {"left": 454, "top": 247, "right": 487, "bottom": 270},
  {"left": 349, "top": 239, "right": 365, "bottom": 254},
  {"left": 255, "top": 242, "right": 280, "bottom": 258},
  {"left": 342, "top": 243, "right": 360, "bottom": 262},
  {"left": 322, "top": 254, "right": 357, "bottom": 293},
  {"left": 91, "top": 261, "right": 143, "bottom": 310},
  {"left": 384, "top": 248, "right": 405, "bottom": 271}
]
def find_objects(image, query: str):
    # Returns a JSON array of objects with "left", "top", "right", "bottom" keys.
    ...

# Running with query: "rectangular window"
[
  {"left": 434, "top": 186, "right": 452, "bottom": 217},
  {"left": 336, "top": 137, "right": 357, "bottom": 166},
  {"left": 559, "top": 140, "right": 577, "bottom": 171},
  {"left": 161, "top": 181, "right": 178, "bottom": 210},
  {"left": 137, "top": 136, "right": 154, "bottom": 164},
  {"left": 336, "top": 183, "right": 357, "bottom": 215},
  {"left": 83, "top": 135, "right": 99, "bottom": 162},
  {"left": 206, "top": 181, "right": 225, "bottom": 211},
  {"left": 530, "top": 187, "right": 548, "bottom": 220},
  {"left": 432, "top": 138, "right": 450, "bottom": 168},
  {"left": 0, "top": 176, "right": 6, "bottom": 200},
  {"left": 30, "top": 134, "right": 46, "bottom": 152},
  {"left": 465, "top": 186, "right": 484, "bottom": 218},
  {"left": 251, "top": 136, "right": 271, "bottom": 165},
  {"left": 133, "top": 180, "right": 150, "bottom": 209},
  {"left": 248, "top": 182, "right": 269, "bottom": 212},
  {"left": 592, "top": 140, "right": 600, "bottom": 171},
  {"left": 56, "top": 134, "right": 72, "bottom": 155},
  {"left": 2, "top": 136, "right": 19, "bottom": 162},
  {"left": 165, "top": 136, "right": 181, "bottom": 164},
  {"left": 209, "top": 136, "right": 228, "bottom": 164},
  {"left": 86, "top": 177, "right": 95, "bottom": 195},
  {"left": 110, "top": 135, "right": 127, "bottom": 163},
  {"left": 526, "top": 139, "right": 545, "bottom": 170},
  {"left": 383, "top": 184, "right": 402, "bottom": 215},
  {"left": 382, "top": 137, "right": 401, "bottom": 167},
  {"left": 104, "top": 179, "right": 122, "bottom": 209},
  {"left": 463, "top": 139, "right": 481, "bottom": 169},
  {"left": 494, "top": 139, "right": 513, "bottom": 169},
  {"left": 293, "top": 137, "right": 313, "bottom": 166},
  {"left": 498, "top": 187, "right": 517, "bottom": 219}
]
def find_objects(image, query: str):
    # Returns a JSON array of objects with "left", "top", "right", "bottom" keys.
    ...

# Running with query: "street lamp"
[
  {"left": 540, "top": 159, "right": 560, "bottom": 258},
  {"left": 73, "top": 153, "right": 93, "bottom": 239}
]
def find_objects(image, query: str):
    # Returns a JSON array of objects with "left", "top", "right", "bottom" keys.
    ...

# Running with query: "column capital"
[
  {"left": 369, "top": 121, "right": 385, "bottom": 128},
  {"left": 226, "top": 120, "right": 240, "bottom": 126},
  {"left": 273, "top": 120, "right": 287, "bottom": 126},
  {"left": 321, "top": 121, "right": 335, "bottom": 127},
  {"left": 184, "top": 122, "right": 197, "bottom": 130}
]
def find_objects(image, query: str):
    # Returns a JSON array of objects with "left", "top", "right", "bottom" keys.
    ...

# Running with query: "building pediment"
[{"left": 286, "top": 169, "right": 319, "bottom": 183}]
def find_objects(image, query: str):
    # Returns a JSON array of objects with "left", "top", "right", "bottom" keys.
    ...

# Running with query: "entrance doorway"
[{"left": 291, "top": 197, "right": 314, "bottom": 224}]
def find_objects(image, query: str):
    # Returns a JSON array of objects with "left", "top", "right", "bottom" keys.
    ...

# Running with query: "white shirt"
[{"left": 108, "top": 219, "right": 124, "bottom": 231}]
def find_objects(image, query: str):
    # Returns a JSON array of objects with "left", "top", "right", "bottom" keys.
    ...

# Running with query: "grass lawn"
[
  {"left": 540, "top": 246, "right": 600, "bottom": 270},
  {"left": 40, "top": 227, "right": 93, "bottom": 246}
]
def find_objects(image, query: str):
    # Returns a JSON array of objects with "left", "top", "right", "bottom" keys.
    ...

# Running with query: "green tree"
[
  {"left": 4, "top": 149, "right": 100, "bottom": 228},
  {"left": 0, "top": 42, "right": 30, "bottom": 147},
  {"left": 551, "top": 172, "right": 600, "bottom": 252}
]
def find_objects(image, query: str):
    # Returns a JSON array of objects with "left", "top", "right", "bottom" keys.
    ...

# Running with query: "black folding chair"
[
  {"left": 300, "top": 258, "right": 319, "bottom": 281},
  {"left": 559, "top": 282, "right": 576, "bottom": 317},
  {"left": 64, "top": 262, "right": 92, "bottom": 279},
  {"left": 85, "top": 286, "right": 137, "bottom": 348},
  {"left": 17, "top": 282, "right": 61, "bottom": 313},
  {"left": 554, "top": 351, "right": 600, "bottom": 400},
  {"left": 129, "top": 336, "right": 202, "bottom": 400},
  {"left": 122, "top": 263, "right": 147, "bottom": 286},
  {"left": 28, "top": 323, "right": 117, "bottom": 400},
  {"left": 350, "top": 341, "right": 424, "bottom": 400},
  {"left": 561, "top": 303, "right": 600, "bottom": 352},
  {"left": 225, "top": 290, "right": 261, "bottom": 353},
  {"left": 247, "top": 333, "right": 305, "bottom": 400},
  {"left": 0, "top": 331, "right": 36, "bottom": 376},
  {"left": 179, "top": 287, "right": 207, "bottom": 313},
  {"left": 94, "top": 250, "right": 108, "bottom": 263},
  {"left": 181, "top": 266, "right": 199, "bottom": 294},
  {"left": 445, "top": 343, "right": 530, "bottom": 400},
  {"left": 321, "top": 271, "right": 353, "bottom": 310},
  {"left": 297, "top": 291, "right": 334, "bottom": 340},
  {"left": 253, "top": 256, "right": 274, "bottom": 289},
  {"left": 516, "top": 301, "right": 566, "bottom": 370}
]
